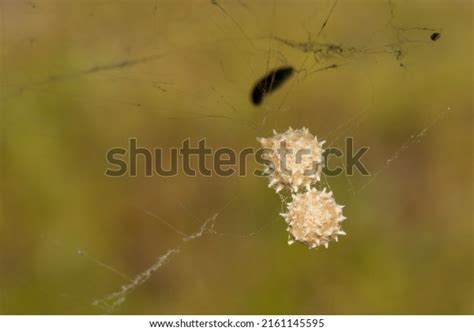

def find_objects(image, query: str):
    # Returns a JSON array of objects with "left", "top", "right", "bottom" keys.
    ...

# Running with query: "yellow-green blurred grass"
[{"left": 0, "top": 0, "right": 472, "bottom": 314}]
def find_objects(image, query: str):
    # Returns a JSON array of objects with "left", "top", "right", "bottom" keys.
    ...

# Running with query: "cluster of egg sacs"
[{"left": 258, "top": 127, "right": 346, "bottom": 249}]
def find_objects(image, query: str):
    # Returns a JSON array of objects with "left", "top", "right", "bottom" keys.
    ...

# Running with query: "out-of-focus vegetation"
[{"left": 0, "top": 0, "right": 472, "bottom": 314}]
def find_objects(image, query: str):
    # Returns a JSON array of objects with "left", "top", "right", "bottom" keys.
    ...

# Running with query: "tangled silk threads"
[{"left": 258, "top": 127, "right": 346, "bottom": 249}]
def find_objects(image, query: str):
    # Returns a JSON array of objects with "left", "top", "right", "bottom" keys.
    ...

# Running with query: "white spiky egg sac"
[
  {"left": 257, "top": 127, "right": 325, "bottom": 193},
  {"left": 282, "top": 187, "right": 346, "bottom": 249}
]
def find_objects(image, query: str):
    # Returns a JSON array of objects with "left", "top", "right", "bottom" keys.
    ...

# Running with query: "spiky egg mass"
[
  {"left": 258, "top": 127, "right": 325, "bottom": 193},
  {"left": 282, "top": 188, "right": 346, "bottom": 249}
]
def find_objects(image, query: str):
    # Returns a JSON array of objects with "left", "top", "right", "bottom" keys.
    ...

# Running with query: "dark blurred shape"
[
  {"left": 251, "top": 66, "right": 294, "bottom": 105},
  {"left": 430, "top": 32, "right": 441, "bottom": 41}
]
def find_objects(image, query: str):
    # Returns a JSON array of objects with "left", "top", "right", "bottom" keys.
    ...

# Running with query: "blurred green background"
[{"left": 0, "top": 0, "right": 472, "bottom": 314}]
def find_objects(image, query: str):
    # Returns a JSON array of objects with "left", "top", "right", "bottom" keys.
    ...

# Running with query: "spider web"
[{"left": 1, "top": 0, "right": 470, "bottom": 314}]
